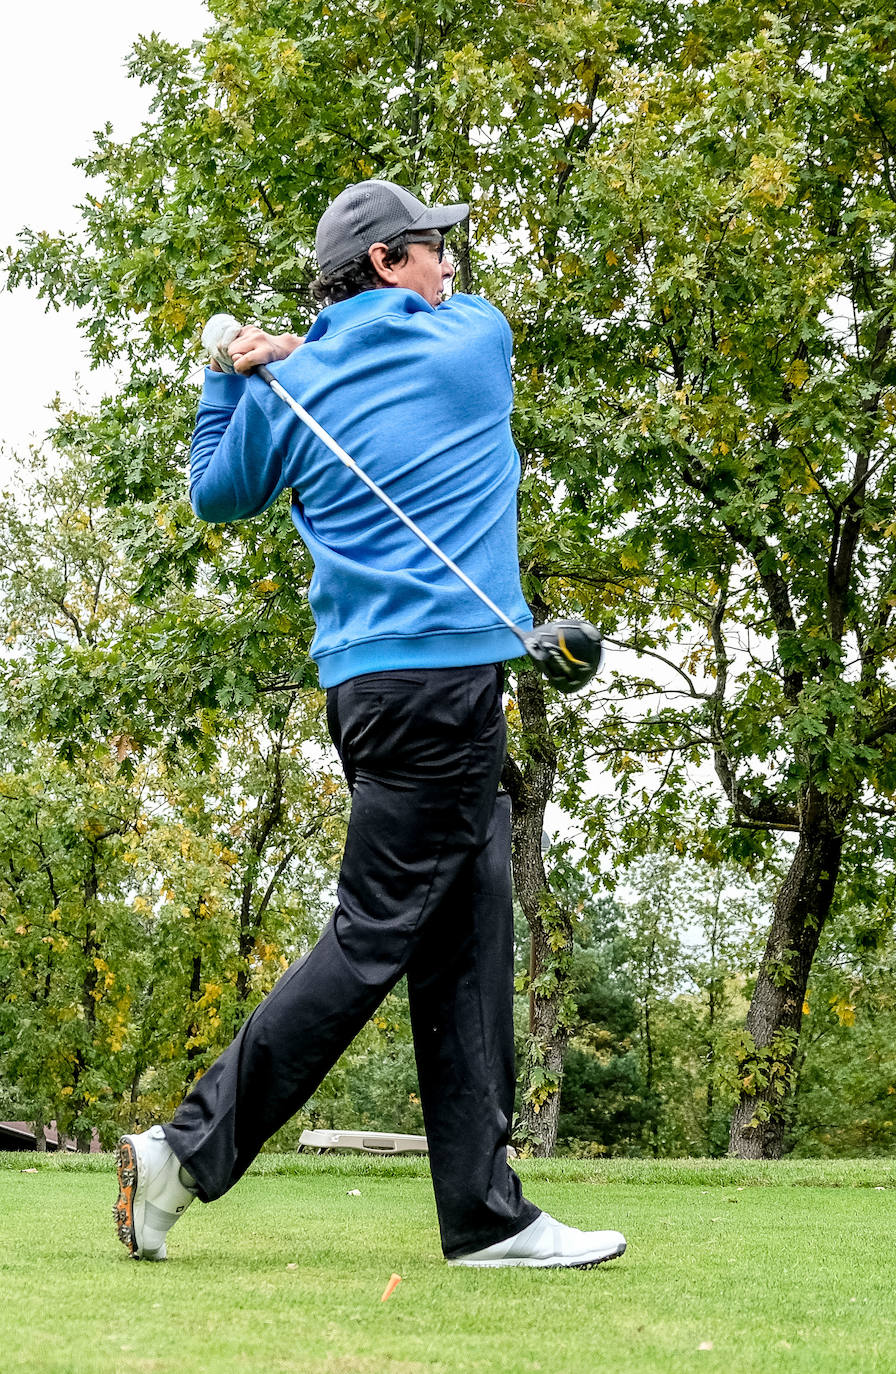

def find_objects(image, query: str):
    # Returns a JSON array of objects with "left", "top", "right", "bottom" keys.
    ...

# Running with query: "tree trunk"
[
  {"left": 31, "top": 1120, "right": 48, "bottom": 1152},
  {"left": 187, "top": 952, "right": 204, "bottom": 1064},
  {"left": 233, "top": 734, "right": 288, "bottom": 1023},
  {"left": 235, "top": 912, "right": 254, "bottom": 1015},
  {"left": 502, "top": 662, "right": 569, "bottom": 1157},
  {"left": 729, "top": 795, "right": 845, "bottom": 1158},
  {"left": 705, "top": 893, "right": 721, "bottom": 1156},
  {"left": 521, "top": 910, "right": 572, "bottom": 1156},
  {"left": 642, "top": 940, "right": 659, "bottom": 1157},
  {"left": 128, "top": 1061, "right": 143, "bottom": 1127}
]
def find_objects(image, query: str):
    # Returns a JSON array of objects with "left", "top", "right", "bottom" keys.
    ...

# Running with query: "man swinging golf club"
[{"left": 114, "top": 179, "right": 625, "bottom": 1270}]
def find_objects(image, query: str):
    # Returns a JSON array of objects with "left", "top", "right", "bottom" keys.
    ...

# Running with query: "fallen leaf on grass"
[
  {"left": 286, "top": 1263, "right": 297, "bottom": 1270},
  {"left": 698, "top": 1342, "right": 714, "bottom": 1351}
]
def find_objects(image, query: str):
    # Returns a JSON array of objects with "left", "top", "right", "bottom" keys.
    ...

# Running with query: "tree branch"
[{"left": 602, "top": 634, "right": 711, "bottom": 699}]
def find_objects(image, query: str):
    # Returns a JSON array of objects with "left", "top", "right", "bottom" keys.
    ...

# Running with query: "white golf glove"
[{"left": 201, "top": 314, "right": 243, "bottom": 373}]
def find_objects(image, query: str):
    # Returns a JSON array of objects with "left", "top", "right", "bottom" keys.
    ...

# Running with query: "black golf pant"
[{"left": 162, "top": 663, "right": 539, "bottom": 1258}]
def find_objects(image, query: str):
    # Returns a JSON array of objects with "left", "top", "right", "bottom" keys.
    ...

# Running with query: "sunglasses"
[{"left": 404, "top": 232, "right": 447, "bottom": 262}]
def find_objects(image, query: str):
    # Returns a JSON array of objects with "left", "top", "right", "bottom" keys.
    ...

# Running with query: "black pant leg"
[{"left": 407, "top": 791, "right": 540, "bottom": 1257}]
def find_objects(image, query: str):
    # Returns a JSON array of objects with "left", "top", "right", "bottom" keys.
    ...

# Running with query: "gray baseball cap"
[{"left": 316, "top": 180, "right": 469, "bottom": 276}]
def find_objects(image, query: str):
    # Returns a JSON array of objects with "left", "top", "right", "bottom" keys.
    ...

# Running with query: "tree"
[
  {"left": 6, "top": 0, "right": 653, "bottom": 1155},
  {"left": 0, "top": 745, "right": 147, "bottom": 1148},
  {"left": 0, "top": 448, "right": 345, "bottom": 1141},
  {"left": 784, "top": 887, "right": 896, "bottom": 1156},
  {"left": 561, "top": 4, "right": 896, "bottom": 1155},
  {"left": 683, "top": 865, "right": 762, "bottom": 1157},
  {"left": 557, "top": 895, "right": 657, "bottom": 1155}
]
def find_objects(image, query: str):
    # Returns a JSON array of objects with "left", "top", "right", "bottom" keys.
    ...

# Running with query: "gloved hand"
[
  {"left": 201, "top": 314, "right": 305, "bottom": 373},
  {"left": 201, "top": 314, "right": 242, "bottom": 373}
]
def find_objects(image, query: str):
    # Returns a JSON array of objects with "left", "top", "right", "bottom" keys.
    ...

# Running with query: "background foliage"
[{"left": 3, "top": 0, "right": 896, "bottom": 1155}]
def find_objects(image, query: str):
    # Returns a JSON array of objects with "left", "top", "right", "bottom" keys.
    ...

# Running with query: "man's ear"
[{"left": 368, "top": 243, "right": 400, "bottom": 287}]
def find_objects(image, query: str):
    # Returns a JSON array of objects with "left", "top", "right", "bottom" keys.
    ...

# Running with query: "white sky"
[{"left": 1, "top": 1, "right": 211, "bottom": 470}]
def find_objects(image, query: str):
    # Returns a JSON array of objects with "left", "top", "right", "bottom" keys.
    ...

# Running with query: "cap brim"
[{"left": 411, "top": 201, "right": 469, "bottom": 232}]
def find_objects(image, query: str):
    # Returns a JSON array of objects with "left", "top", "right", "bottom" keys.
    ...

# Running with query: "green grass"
[{"left": 2, "top": 1154, "right": 895, "bottom": 1373}]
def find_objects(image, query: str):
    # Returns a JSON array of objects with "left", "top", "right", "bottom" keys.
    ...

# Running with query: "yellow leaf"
[
  {"left": 802, "top": 1000, "right": 810, "bottom": 1016},
  {"left": 200, "top": 982, "right": 223, "bottom": 1007},
  {"left": 830, "top": 996, "right": 856, "bottom": 1027},
  {"left": 605, "top": 249, "right": 619, "bottom": 266},
  {"left": 786, "top": 358, "right": 810, "bottom": 390},
  {"left": 744, "top": 153, "right": 794, "bottom": 207}
]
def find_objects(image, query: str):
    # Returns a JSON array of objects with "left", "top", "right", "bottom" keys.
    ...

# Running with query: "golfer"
[{"left": 114, "top": 180, "right": 626, "bottom": 1270}]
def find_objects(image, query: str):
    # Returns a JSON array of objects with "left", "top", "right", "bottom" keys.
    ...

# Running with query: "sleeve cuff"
[{"left": 201, "top": 368, "right": 248, "bottom": 406}]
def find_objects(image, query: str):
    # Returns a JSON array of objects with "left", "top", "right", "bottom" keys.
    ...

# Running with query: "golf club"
[{"left": 201, "top": 314, "right": 603, "bottom": 693}]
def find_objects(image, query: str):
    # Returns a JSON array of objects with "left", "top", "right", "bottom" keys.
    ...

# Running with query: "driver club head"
[{"left": 523, "top": 619, "right": 603, "bottom": 694}]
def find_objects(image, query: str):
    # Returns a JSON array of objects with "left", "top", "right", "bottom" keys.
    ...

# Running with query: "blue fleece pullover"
[{"left": 189, "top": 288, "right": 533, "bottom": 687}]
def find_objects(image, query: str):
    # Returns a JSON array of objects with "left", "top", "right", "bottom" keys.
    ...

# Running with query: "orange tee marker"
[{"left": 380, "top": 1273, "right": 402, "bottom": 1302}]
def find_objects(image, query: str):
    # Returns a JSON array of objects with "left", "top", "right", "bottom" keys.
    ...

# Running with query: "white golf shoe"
[
  {"left": 448, "top": 1211, "right": 627, "bottom": 1269},
  {"left": 114, "top": 1125, "right": 197, "bottom": 1261}
]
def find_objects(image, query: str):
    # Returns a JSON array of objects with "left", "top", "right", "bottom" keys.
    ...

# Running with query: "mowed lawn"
[{"left": 2, "top": 1154, "right": 896, "bottom": 1374}]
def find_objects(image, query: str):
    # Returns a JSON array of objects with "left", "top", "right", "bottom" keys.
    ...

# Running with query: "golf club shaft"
[{"left": 256, "top": 365, "right": 528, "bottom": 646}]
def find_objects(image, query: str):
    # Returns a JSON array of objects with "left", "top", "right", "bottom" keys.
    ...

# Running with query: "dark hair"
[{"left": 310, "top": 232, "right": 412, "bottom": 307}]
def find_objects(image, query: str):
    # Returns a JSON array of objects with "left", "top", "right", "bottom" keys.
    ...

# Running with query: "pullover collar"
[{"left": 305, "top": 288, "right": 436, "bottom": 342}]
